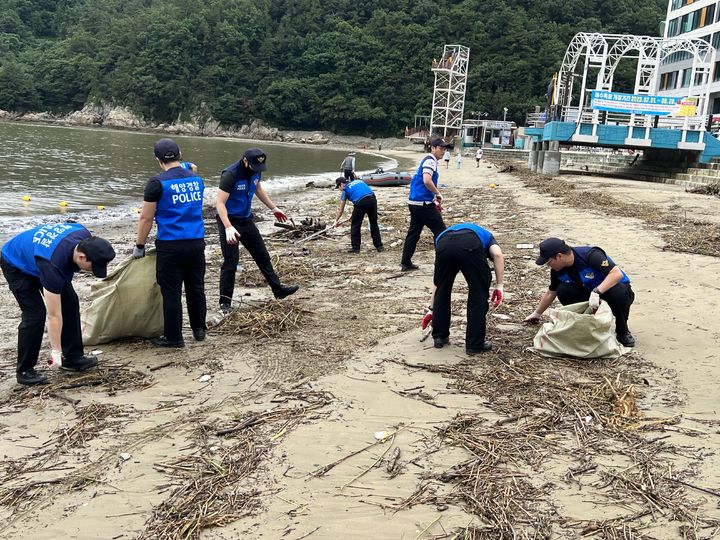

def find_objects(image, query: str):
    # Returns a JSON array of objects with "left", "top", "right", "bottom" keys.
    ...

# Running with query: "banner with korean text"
[{"left": 590, "top": 91, "right": 697, "bottom": 117}]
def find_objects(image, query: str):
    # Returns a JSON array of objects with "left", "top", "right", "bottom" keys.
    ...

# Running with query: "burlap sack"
[
  {"left": 530, "top": 301, "right": 628, "bottom": 359},
  {"left": 81, "top": 252, "right": 163, "bottom": 345}
]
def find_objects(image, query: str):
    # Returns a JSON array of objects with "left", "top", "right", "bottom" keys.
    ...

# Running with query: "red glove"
[
  {"left": 272, "top": 207, "right": 288, "bottom": 222},
  {"left": 491, "top": 286, "right": 504, "bottom": 307},
  {"left": 435, "top": 202, "right": 443, "bottom": 212},
  {"left": 421, "top": 311, "right": 433, "bottom": 330}
]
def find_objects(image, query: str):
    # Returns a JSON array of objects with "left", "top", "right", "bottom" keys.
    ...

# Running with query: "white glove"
[
  {"left": 49, "top": 349, "right": 62, "bottom": 368},
  {"left": 132, "top": 244, "right": 145, "bottom": 259},
  {"left": 523, "top": 311, "right": 542, "bottom": 324},
  {"left": 225, "top": 226, "right": 241, "bottom": 245},
  {"left": 589, "top": 289, "right": 601, "bottom": 311}
]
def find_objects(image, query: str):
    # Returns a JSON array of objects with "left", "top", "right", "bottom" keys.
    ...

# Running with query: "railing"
[{"left": 559, "top": 107, "right": 708, "bottom": 131}]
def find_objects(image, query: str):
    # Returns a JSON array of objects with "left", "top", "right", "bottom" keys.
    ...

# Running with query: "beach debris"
[
  {"left": 687, "top": 183, "right": 720, "bottom": 197},
  {"left": 197, "top": 374, "right": 211, "bottom": 383},
  {"left": 374, "top": 430, "right": 391, "bottom": 441},
  {"left": 273, "top": 217, "right": 327, "bottom": 239},
  {"left": 516, "top": 243, "right": 534, "bottom": 249},
  {"left": 213, "top": 300, "right": 308, "bottom": 339},
  {"left": 119, "top": 452, "right": 132, "bottom": 462}
]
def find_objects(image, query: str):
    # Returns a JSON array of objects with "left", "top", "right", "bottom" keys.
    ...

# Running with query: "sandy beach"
[{"left": 1, "top": 149, "right": 719, "bottom": 539}]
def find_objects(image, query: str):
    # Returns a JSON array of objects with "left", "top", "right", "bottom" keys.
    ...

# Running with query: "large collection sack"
[
  {"left": 530, "top": 301, "right": 628, "bottom": 359},
  {"left": 81, "top": 253, "right": 163, "bottom": 346}
]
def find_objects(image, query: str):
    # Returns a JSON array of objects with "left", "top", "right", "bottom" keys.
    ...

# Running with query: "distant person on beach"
[
  {"left": 399, "top": 138, "right": 449, "bottom": 271},
  {"left": 455, "top": 151, "right": 462, "bottom": 169},
  {"left": 334, "top": 177, "right": 384, "bottom": 253},
  {"left": 133, "top": 138, "right": 207, "bottom": 348},
  {"left": 443, "top": 149, "right": 451, "bottom": 169},
  {"left": 1, "top": 223, "right": 115, "bottom": 385},
  {"left": 524, "top": 238, "right": 635, "bottom": 347},
  {"left": 475, "top": 147, "right": 483, "bottom": 167},
  {"left": 216, "top": 148, "right": 299, "bottom": 313},
  {"left": 426, "top": 223, "right": 505, "bottom": 354},
  {"left": 341, "top": 152, "right": 356, "bottom": 180},
  {"left": 180, "top": 161, "right": 198, "bottom": 172}
]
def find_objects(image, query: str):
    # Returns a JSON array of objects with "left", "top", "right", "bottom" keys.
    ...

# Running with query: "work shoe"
[
  {"left": 466, "top": 342, "right": 493, "bottom": 355},
  {"left": 16, "top": 369, "right": 48, "bottom": 386},
  {"left": 617, "top": 332, "right": 636, "bottom": 347},
  {"left": 347, "top": 248, "right": 360, "bottom": 254},
  {"left": 376, "top": 246, "right": 385, "bottom": 252},
  {"left": 401, "top": 263, "right": 419, "bottom": 271},
  {"left": 61, "top": 355, "right": 99, "bottom": 372},
  {"left": 193, "top": 328, "right": 206, "bottom": 342},
  {"left": 152, "top": 336, "right": 185, "bottom": 348},
  {"left": 433, "top": 337, "right": 449, "bottom": 349},
  {"left": 275, "top": 284, "right": 299, "bottom": 300},
  {"left": 219, "top": 303, "right": 232, "bottom": 315}
]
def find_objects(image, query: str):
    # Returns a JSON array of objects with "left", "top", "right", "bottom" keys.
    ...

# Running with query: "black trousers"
[
  {"left": 350, "top": 195, "right": 383, "bottom": 250},
  {"left": 217, "top": 215, "right": 282, "bottom": 305},
  {"left": 556, "top": 281, "right": 635, "bottom": 335},
  {"left": 401, "top": 204, "right": 447, "bottom": 266},
  {"left": 431, "top": 231, "right": 491, "bottom": 351},
  {"left": 1, "top": 256, "right": 84, "bottom": 372},
  {"left": 155, "top": 239, "right": 207, "bottom": 342},
  {"left": 343, "top": 169, "right": 354, "bottom": 180}
]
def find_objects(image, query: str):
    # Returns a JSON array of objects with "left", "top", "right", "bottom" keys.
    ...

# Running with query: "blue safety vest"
[
  {"left": 409, "top": 155, "right": 439, "bottom": 203},
  {"left": 180, "top": 161, "right": 195, "bottom": 171},
  {"left": 557, "top": 246, "right": 630, "bottom": 290},
  {"left": 436, "top": 223, "right": 494, "bottom": 249},
  {"left": 155, "top": 168, "right": 205, "bottom": 241},
  {"left": 222, "top": 160, "right": 260, "bottom": 219},
  {"left": 1, "top": 223, "right": 89, "bottom": 278},
  {"left": 342, "top": 180, "right": 374, "bottom": 204}
]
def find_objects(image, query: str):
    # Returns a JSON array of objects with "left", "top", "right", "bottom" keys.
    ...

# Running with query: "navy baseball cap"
[
  {"left": 81, "top": 237, "right": 116, "bottom": 278},
  {"left": 430, "top": 138, "right": 451, "bottom": 148},
  {"left": 535, "top": 238, "right": 568, "bottom": 265},
  {"left": 243, "top": 148, "right": 268, "bottom": 171},
  {"left": 154, "top": 138, "right": 181, "bottom": 161}
]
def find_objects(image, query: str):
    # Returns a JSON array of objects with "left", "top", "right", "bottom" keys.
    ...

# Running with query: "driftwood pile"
[{"left": 273, "top": 217, "right": 327, "bottom": 240}]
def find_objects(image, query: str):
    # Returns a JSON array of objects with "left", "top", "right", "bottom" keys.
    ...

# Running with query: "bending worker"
[
  {"left": 340, "top": 152, "right": 356, "bottom": 180},
  {"left": 1, "top": 223, "right": 115, "bottom": 385},
  {"left": 134, "top": 138, "right": 207, "bottom": 348},
  {"left": 400, "top": 138, "right": 450, "bottom": 271},
  {"left": 216, "top": 148, "right": 299, "bottom": 312},
  {"left": 334, "top": 176, "right": 384, "bottom": 253},
  {"left": 428, "top": 222, "right": 504, "bottom": 355},
  {"left": 524, "top": 238, "right": 635, "bottom": 347}
]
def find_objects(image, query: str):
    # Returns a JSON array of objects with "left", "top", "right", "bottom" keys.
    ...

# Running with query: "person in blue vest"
[
  {"left": 400, "top": 138, "right": 450, "bottom": 271},
  {"left": 216, "top": 148, "right": 299, "bottom": 312},
  {"left": 524, "top": 238, "right": 635, "bottom": 347},
  {"left": 180, "top": 161, "right": 198, "bottom": 172},
  {"left": 133, "top": 138, "right": 207, "bottom": 348},
  {"left": 429, "top": 223, "right": 505, "bottom": 354},
  {"left": 0, "top": 223, "right": 116, "bottom": 385},
  {"left": 333, "top": 177, "right": 384, "bottom": 253}
]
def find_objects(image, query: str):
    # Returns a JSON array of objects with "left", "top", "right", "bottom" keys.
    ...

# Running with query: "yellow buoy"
[
  {"left": 488, "top": 183, "right": 497, "bottom": 188},
  {"left": 97, "top": 205, "right": 105, "bottom": 211},
  {"left": 59, "top": 201, "right": 68, "bottom": 207},
  {"left": 22, "top": 195, "right": 31, "bottom": 201}
]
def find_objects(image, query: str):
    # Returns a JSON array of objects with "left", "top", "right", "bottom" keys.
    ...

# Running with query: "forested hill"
[{"left": 0, "top": 0, "right": 666, "bottom": 135}]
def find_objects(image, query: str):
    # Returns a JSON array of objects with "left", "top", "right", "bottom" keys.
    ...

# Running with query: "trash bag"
[
  {"left": 530, "top": 301, "right": 628, "bottom": 359},
  {"left": 81, "top": 252, "right": 163, "bottom": 345}
]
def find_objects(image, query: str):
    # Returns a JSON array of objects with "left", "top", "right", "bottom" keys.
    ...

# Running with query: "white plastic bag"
[{"left": 530, "top": 301, "right": 628, "bottom": 359}]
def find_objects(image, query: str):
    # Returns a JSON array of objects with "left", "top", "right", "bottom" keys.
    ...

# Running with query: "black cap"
[
  {"left": 430, "top": 138, "right": 451, "bottom": 148},
  {"left": 335, "top": 177, "right": 348, "bottom": 189},
  {"left": 81, "top": 237, "right": 116, "bottom": 278},
  {"left": 154, "top": 138, "right": 180, "bottom": 161},
  {"left": 535, "top": 237, "right": 568, "bottom": 265},
  {"left": 243, "top": 147, "right": 267, "bottom": 172}
]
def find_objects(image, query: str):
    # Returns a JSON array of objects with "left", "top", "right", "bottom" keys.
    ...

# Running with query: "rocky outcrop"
[{"left": 103, "top": 106, "right": 145, "bottom": 129}]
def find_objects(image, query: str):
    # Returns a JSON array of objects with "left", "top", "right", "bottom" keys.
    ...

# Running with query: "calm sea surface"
[{"left": 0, "top": 121, "right": 406, "bottom": 235}]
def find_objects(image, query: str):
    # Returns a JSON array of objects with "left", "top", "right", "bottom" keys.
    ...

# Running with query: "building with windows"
[{"left": 661, "top": 0, "right": 720, "bottom": 125}]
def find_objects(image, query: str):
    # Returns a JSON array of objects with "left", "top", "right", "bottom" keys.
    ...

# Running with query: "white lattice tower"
[{"left": 430, "top": 44, "right": 470, "bottom": 138}]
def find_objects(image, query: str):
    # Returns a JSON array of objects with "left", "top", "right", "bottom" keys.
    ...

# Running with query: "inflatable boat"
[{"left": 359, "top": 171, "right": 412, "bottom": 187}]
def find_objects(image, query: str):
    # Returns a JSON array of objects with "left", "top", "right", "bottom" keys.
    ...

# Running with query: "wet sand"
[{"left": 0, "top": 150, "right": 719, "bottom": 539}]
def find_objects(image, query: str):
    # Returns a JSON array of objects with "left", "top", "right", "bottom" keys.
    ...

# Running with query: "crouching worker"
[
  {"left": 334, "top": 177, "right": 384, "bottom": 253},
  {"left": 1, "top": 223, "right": 116, "bottom": 385},
  {"left": 430, "top": 223, "right": 505, "bottom": 355},
  {"left": 524, "top": 238, "right": 635, "bottom": 347}
]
